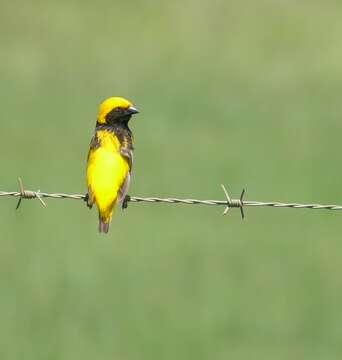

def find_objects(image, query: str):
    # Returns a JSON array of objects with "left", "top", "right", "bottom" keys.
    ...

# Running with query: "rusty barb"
[{"left": 1, "top": 177, "right": 342, "bottom": 216}]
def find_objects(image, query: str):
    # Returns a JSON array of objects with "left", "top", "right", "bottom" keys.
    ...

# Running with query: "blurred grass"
[{"left": 1, "top": 0, "right": 342, "bottom": 359}]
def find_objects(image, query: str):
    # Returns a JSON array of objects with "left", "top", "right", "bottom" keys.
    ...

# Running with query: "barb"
[
  {"left": 221, "top": 184, "right": 245, "bottom": 219},
  {"left": 1, "top": 178, "right": 342, "bottom": 216},
  {"left": 15, "top": 178, "right": 46, "bottom": 209}
]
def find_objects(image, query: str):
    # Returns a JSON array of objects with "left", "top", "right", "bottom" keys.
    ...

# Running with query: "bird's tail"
[
  {"left": 97, "top": 202, "right": 115, "bottom": 234},
  {"left": 98, "top": 212, "right": 111, "bottom": 233}
]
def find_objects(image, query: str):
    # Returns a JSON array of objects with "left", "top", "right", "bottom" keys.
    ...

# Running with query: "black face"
[{"left": 105, "top": 107, "right": 138, "bottom": 125}]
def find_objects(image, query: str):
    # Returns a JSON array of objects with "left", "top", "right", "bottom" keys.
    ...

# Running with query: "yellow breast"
[{"left": 87, "top": 130, "right": 129, "bottom": 214}]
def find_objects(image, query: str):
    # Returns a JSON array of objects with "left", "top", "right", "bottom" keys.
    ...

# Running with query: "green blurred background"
[{"left": 1, "top": 0, "right": 342, "bottom": 359}]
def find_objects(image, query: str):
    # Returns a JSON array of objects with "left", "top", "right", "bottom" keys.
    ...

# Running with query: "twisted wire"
[
  {"left": 123, "top": 197, "right": 342, "bottom": 210},
  {"left": 1, "top": 179, "right": 342, "bottom": 214},
  {"left": 0, "top": 191, "right": 86, "bottom": 200}
]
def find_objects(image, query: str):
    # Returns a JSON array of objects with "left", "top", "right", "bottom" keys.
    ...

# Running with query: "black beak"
[{"left": 126, "top": 106, "right": 139, "bottom": 115}]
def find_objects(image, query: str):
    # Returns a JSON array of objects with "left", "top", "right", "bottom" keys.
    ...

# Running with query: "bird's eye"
[{"left": 116, "top": 107, "right": 123, "bottom": 112}]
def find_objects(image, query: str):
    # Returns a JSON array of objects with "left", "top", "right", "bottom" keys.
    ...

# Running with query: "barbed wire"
[{"left": 1, "top": 178, "right": 342, "bottom": 218}]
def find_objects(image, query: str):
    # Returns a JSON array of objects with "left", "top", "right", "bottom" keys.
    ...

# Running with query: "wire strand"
[{"left": 1, "top": 179, "right": 342, "bottom": 218}]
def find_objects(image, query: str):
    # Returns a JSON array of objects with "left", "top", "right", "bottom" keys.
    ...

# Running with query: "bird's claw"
[
  {"left": 84, "top": 193, "right": 93, "bottom": 209},
  {"left": 122, "top": 195, "right": 130, "bottom": 210}
]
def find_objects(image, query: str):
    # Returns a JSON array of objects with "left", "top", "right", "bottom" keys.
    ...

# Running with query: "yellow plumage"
[
  {"left": 86, "top": 97, "right": 139, "bottom": 233},
  {"left": 87, "top": 130, "right": 129, "bottom": 223}
]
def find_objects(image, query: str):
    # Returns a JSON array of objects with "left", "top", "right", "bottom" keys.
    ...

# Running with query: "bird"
[{"left": 86, "top": 97, "right": 139, "bottom": 233}]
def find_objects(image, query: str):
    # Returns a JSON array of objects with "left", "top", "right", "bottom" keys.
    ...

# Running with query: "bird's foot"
[
  {"left": 122, "top": 195, "right": 131, "bottom": 210},
  {"left": 84, "top": 193, "right": 93, "bottom": 209}
]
